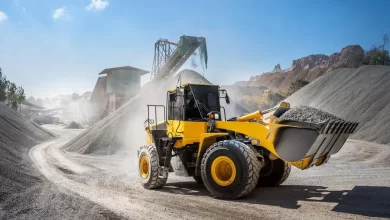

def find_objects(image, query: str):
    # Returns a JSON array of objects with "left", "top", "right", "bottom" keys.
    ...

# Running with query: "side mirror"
[
  {"left": 169, "top": 93, "right": 177, "bottom": 102},
  {"left": 220, "top": 89, "right": 230, "bottom": 104},
  {"left": 225, "top": 94, "right": 230, "bottom": 104}
]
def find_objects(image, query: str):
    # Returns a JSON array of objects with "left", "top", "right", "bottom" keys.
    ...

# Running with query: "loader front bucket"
[{"left": 273, "top": 119, "right": 359, "bottom": 169}]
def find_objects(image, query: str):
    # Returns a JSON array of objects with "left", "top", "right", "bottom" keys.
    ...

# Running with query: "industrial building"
[{"left": 89, "top": 66, "right": 149, "bottom": 122}]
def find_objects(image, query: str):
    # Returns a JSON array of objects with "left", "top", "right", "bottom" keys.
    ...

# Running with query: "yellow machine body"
[
  {"left": 145, "top": 104, "right": 358, "bottom": 170},
  {"left": 139, "top": 82, "right": 359, "bottom": 199}
]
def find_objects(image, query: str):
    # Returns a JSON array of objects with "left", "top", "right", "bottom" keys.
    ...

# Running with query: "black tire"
[
  {"left": 257, "top": 158, "right": 291, "bottom": 187},
  {"left": 138, "top": 144, "right": 168, "bottom": 189},
  {"left": 201, "top": 140, "right": 261, "bottom": 199},
  {"left": 193, "top": 175, "right": 203, "bottom": 184}
]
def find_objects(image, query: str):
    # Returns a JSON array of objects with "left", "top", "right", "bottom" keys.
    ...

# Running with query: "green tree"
[
  {"left": 0, "top": 67, "right": 28, "bottom": 111},
  {"left": 6, "top": 82, "right": 19, "bottom": 110},
  {"left": 363, "top": 49, "right": 390, "bottom": 65},
  {"left": 362, "top": 34, "right": 390, "bottom": 66},
  {"left": 0, "top": 68, "right": 8, "bottom": 102},
  {"left": 380, "top": 34, "right": 388, "bottom": 50},
  {"left": 17, "top": 86, "right": 26, "bottom": 113}
]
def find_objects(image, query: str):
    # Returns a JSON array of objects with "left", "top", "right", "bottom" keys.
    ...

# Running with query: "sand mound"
[
  {"left": 284, "top": 65, "right": 390, "bottom": 144},
  {"left": 63, "top": 69, "right": 248, "bottom": 156},
  {"left": 279, "top": 105, "right": 344, "bottom": 124},
  {"left": 64, "top": 121, "right": 84, "bottom": 129}
]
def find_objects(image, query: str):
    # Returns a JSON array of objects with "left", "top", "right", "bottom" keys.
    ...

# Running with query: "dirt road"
[{"left": 30, "top": 125, "right": 390, "bottom": 220}]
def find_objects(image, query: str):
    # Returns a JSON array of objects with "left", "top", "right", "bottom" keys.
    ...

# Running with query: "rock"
[
  {"left": 328, "top": 45, "right": 364, "bottom": 71},
  {"left": 273, "top": 64, "right": 282, "bottom": 72},
  {"left": 290, "top": 54, "right": 329, "bottom": 72},
  {"left": 279, "top": 105, "right": 344, "bottom": 124},
  {"left": 246, "top": 44, "right": 366, "bottom": 92},
  {"left": 290, "top": 45, "right": 364, "bottom": 73}
]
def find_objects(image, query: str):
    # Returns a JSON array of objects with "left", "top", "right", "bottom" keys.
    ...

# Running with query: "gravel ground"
[
  {"left": 29, "top": 125, "right": 390, "bottom": 220},
  {"left": 285, "top": 65, "right": 390, "bottom": 144}
]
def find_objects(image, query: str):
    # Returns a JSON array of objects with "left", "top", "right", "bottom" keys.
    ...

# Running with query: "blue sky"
[{"left": 0, "top": 0, "right": 389, "bottom": 98}]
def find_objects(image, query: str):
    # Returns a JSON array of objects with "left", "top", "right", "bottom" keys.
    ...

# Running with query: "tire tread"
[
  {"left": 139, "top": 144, "right": 167, "bottom": 189},
  {"left": 201, "top": 140, "right": 261, "bottom": 199}
]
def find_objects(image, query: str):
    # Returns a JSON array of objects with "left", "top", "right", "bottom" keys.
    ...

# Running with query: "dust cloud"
[
  {"left": 29, "top": 93, "right": 97, "bottom": 125},
  {"left": 61, "top": 69, "right": 248, "bottom": 175}
]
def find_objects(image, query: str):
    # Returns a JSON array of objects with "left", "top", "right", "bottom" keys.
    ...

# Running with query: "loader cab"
[{"left": 167, "top": 83, "right": 225, "bottom": 122}]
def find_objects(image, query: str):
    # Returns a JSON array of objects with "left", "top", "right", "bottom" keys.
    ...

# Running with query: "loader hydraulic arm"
[
  {"left": 235, "top": 103, "right": 287, "bottom": 122},
  {"left": 215, "top": 120, "right": 279, "bottom": 155},
  {"left": 236, "top": 110, "right": 263, "bottom": 122}
]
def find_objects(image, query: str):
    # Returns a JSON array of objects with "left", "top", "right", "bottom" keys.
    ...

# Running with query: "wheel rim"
[
  {"left": 140, "top": 155, "right": 149, "bottom": 179},
  {"left": 211, "top": 156, "right": 236, "bottom": 186}
]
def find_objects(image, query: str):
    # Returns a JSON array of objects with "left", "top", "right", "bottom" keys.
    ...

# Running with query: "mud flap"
[{"left": 274, "top": 120, "right": 359, "bottom": 169}]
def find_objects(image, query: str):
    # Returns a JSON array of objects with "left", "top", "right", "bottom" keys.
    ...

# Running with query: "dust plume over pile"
[
  {"left": 285, "top": 65, "right": 390, "bottom": 144},
  {"left": 31, "top": 92, "right": 94, "bottom": 125},
  {"left": 62, "top": 69, "right": 248, "bottom": 174}
]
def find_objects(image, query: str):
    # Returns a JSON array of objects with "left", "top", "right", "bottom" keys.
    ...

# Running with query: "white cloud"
[
  {"left": 86, "top": 0, "right": 109, "bottom": 11},
  {"left": 0, "top": 11, "right": 8, "bottom": 22},
  {"left": 52, "top": 7, "right": 67, "bottom": 20}
]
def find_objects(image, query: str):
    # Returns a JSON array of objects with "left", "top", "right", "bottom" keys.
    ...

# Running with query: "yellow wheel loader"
[{"left": 137, "top": 83, "right": 359, "bottom": 199}]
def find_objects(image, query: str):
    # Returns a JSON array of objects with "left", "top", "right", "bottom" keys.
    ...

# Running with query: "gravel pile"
[
  {"left": 0, "top": 103, "right": 120, "bottom": 219},
  {"left": 284, "top": 65, "right": 390, "bottom": 144},
  {"left": 0, "top": 103, "right": 55, "bottom": 198},
  {"left": 62, "top": 69, "right": 248, "bottom": 156},
  {"left": 64, "top": 121, "right": 84, "bottom": 129},
  {"left": 279, "top": 105, "right": 344, "bottom": 124}
]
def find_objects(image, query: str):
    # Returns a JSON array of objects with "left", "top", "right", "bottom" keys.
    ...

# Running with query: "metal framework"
[
  {"left": 149, "top": 35, "right": 207, "bottom": 81},
  {"left": 150, "top": 39, "right": 177, "bottom": 81}
]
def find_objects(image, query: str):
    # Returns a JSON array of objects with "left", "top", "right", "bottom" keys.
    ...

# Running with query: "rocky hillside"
[{"left": 242, "top": 45, "right": 365, "bottom": 93}]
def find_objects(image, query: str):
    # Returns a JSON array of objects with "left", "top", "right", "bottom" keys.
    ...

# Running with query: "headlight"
[{"left": 208, "top": 112, "right": 220, "bottom": 120}]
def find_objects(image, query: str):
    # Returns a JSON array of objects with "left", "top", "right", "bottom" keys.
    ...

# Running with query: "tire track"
[{"left": 30, "top": 125, "right": 390, "bottom": 220}]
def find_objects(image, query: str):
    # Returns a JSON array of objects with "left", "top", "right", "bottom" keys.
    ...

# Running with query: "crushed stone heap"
[
  {"left": 279, "top": 105, "right": 344, "bottom": 124},
  {"left": 64, "top": 121, "right": 84, "bottom": 129}
]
